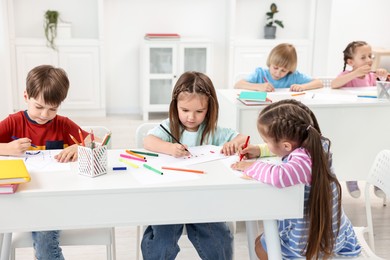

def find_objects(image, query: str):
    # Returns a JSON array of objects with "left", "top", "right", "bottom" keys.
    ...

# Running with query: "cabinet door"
[
  {"left": 146, "top": 45, "right": 177, "bottom": 108},
  {"left": 15, "top": 46, "right": 57, "bottom": 110},
  {"left": 179, "top": 43, "right": 211, "bottom": 75},
  {"left": 58, "top": 46, "right": 101, "bottom": 109}
]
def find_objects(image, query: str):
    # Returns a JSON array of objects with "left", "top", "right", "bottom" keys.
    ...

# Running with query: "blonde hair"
[{"left": 266, "top": 43, "right": 297, "bottom": 72}]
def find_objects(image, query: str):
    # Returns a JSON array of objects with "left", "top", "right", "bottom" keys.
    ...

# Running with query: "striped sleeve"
[{"left": 243, "top": 148, "right": 312, "bottom": 188}]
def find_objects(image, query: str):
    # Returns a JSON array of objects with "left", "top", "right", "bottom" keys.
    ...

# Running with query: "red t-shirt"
[{"left": 0, "top": 111, "right": 88, "bottom": 150}]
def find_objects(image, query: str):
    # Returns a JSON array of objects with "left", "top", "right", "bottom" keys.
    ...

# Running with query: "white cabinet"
[
  {"left": 140, "top": 39, "right": 212, "bottom": 121},
  {"left": 7, "top": 0, "right": 105, "bottom": 116}
]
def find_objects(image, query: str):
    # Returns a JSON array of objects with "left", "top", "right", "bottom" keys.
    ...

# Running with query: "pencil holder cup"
[
  {"left": 376, "top": 81, "right": 390, "bottom": 100},
  {"left": 78, "top": 145, "right": 108, "bottom": 177}
]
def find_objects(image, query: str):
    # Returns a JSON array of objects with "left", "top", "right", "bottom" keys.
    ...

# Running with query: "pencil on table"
[
  {"left": 125, "top": 150, "right": 146, "bottom": 159},
  {"left": 129, "top": 150, "right": 159, "bottom": 157},
  {"left": 161, "top": 166, "right": 204, "bottom": 174},
  {"left": 119, "top": 158, "right": 139, "bottom": 168},
  {"left": 120, "top": 153, "right": 147, "bottom": 162}
]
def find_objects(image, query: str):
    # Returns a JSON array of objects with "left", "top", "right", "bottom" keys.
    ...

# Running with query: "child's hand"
[
  {"left": 55, "top": 144, "right": 78, "bottom": 163},
  {"left": 238, "top": 144, "right": 260, "bottom": 159},
  {"left": 221, "top": 141, "right": 240, "bottom": 156},
  {"left": 354, "top": 64, "right": 371, "bottom": 77},
  {"left": 8, "top": 138, "right": 31, "bottom": 155},
  {"left": 231, "top": 161, "right": 255, "bottom": 171},
  {"left": 290, "top": 84, "right": 305, "bottom": 92},
  {"left": 259, "top": 83, "right": 275, "bottom": 92},
  {"left": 170, "top": 143, "right": 190, "bottom": 158},
  {"left": 375, "top": 68, "right": 388, "bottom": 81}
]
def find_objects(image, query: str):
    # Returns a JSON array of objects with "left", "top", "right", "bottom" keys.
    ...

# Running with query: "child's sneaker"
[
  {"left": 374, "top": 186, "right": 386, "bottom": 199},
  {"left": 346, "top": 181, "right": 360, "bottom": 198}
]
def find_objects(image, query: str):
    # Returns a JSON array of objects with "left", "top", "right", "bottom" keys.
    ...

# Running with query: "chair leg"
[{"left": 136, "top": 226, "right": 141, "bottom": 260}]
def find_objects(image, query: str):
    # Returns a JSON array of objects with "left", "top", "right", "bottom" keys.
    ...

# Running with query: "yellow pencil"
[
  {"left": 119, "top": 158, "right": 139, "bottom": 168},
  {"left": 291, "top": 92, "right": 306, "bottom": 97}
]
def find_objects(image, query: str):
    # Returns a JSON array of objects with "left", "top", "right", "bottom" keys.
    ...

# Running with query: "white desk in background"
[
  {"left": 217, "top": 87, "right": 390, "bottom": 181},
  {"left": 0, "top": 150, "right": 304, "bottom": 260}
]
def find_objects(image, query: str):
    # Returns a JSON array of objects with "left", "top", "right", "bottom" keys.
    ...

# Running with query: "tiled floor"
[{"left": 13, "top": 114, "right": 390, "bottom": 259}]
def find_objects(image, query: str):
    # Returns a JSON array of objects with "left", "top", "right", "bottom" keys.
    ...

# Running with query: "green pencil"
[
  {"left": 143, "top": 163, "right": 163, "bottom": 175},
  {"left": 130, "top": 150, "right": 159, "bottom": 157}
]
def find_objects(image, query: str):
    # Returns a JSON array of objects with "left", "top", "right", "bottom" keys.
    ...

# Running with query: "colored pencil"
[
  {"left": 161, "top": 166, "right": 204, "bottom": 174},
  {"left": 69, "top": 134, "right": 80, "bottom": 145},
  {"left": 11, "top": 136, "right": 37, "bottom": 148},
  {"left": 159, "top": 124, "right": 192, "bottom": 155},
  {"left": 120, "top": 153, "right": 147, "bottom": 162},
  {"left": 112, "top": 167, "right": 127, "bottom": 171},
  {"left": 125, "top": 150, "right": 145, "bottom": 159},
  {"left": 291, "top": 92, "right": 306, "bottom": 97},
  {"left": 357, "top": 95, "right": 377, "bottom": 99},
  {"left": 129, "top": 150, "right": 159, "bottom": 157},
  {"left": 240, "top": 136, "right": 250, "bottom": 162},
  {"left": 143, "top": 163, "right": 163, "bottom": 175},
  {"left": 263, "top": 76, "right": 268, "bottom": 83},
  {"left": 78, "top": 129, "right": 85, "bottom": 146},
  {"left": 119, "top": 158, "right": 139, "bottom": 168}
]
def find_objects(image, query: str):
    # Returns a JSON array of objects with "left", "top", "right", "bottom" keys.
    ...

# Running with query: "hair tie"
[{"left": 306, "top": 125, "right": 312, "bottom": 131}]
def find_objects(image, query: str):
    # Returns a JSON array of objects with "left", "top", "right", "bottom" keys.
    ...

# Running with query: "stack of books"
[
  {"left": 144, "top": 33, "right": 181, "bottom": 41},
  {"left": 0, "top": 159, "right": 30, "bottom": 194},
  {"left": 237, "top": 91, "right": 272, "bottom": 106}
]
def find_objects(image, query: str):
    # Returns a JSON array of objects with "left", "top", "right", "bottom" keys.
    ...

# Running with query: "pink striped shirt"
[{"left": 244, "top": 147, "right": 312, "bottom": 188}]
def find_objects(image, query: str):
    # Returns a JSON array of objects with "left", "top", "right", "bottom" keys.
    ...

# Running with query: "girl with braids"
[
  {"left": 232, "top": 100, "right": 361, "bottom": 259},
  {"left": 142, "top": 71, "right": 246, "bottom": 260},
  {"left": 331, "top": 41, "right": 386, "bottom": 199},
  {"left": 331, "top": 40, "right": 388, "bottom": 89}
]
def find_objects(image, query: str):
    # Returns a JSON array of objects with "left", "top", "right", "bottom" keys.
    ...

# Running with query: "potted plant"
[
  {"left": 264, "top": 3, "right": 284, "bottom": 39},
  {"left": 44, "top": 10, "right": 59, "bottom": 50}
]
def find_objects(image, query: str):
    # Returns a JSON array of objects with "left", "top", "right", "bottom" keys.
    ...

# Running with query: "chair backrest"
[
  {"left": 317, "top": 77, "right": 334, "bottom": 88},
  {"left": 81, "top": 126, "right": 112, "bottom": 149},
  {"left": 135, "top": 123, "right": 159, "bottom": 148},
  {"left": 364, "top": 149, "right": 390, "bottom": 251}
]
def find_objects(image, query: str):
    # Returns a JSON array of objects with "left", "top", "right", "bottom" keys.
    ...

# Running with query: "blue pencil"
[
  {"left": 357, "top": 95, "right": 377, "bottom": 99},
  {"left": 11, "top": 136, "right": 38, "bottom": 148}
]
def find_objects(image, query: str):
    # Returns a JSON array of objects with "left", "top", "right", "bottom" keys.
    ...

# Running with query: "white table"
[
  {"left": 0, "top": 150, "right": 304, "bottom": 260},
  {"left": 218, "top": 87, "right": 390, "bottom": 181}
]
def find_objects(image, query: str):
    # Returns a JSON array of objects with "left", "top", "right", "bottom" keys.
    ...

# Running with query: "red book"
[
  {"left": 0, "top": 184, "right": 19, "bottom": 194},
  {"left": 144, "top": 33, "right": 181, "bottom": 40}
]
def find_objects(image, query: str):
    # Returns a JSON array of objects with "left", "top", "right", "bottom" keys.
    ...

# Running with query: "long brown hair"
[
  {"left": 258, "top": 103, "right": 342, "bottom": 259},
  {"left": 169, "top": 71, "right": 219, "bottom": 145}
]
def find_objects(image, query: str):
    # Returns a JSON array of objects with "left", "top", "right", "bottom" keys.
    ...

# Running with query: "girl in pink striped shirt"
[{"left": 232, "top": 101, "right": 361, "bottom": 259}]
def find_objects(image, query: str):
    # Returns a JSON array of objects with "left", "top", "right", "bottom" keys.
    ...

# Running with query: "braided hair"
[{"left": 342, "top": 41, "right": 368, "bottom": 71}]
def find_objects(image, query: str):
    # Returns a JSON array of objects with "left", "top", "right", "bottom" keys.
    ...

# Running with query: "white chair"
[
  {"left": 7, "top": 126, "right": 116, "bottom": 260},
  {"left": 134, "top": 122, "right": 236, "bottom": 259}
]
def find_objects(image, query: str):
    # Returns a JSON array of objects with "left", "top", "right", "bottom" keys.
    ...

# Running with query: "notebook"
[
  {"left": 0, "top": 184, "right": 19, "bottom": 194},
  {"left": 0, "top": 159, "right": 31, "bottom": 184}
]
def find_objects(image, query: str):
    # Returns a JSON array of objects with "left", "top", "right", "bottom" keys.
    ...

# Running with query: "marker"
[
  {"left": 143, "top": 163, "right": 163, "bottom": 175},
  {"left": 126, "top": 150, "right": 146, "bottom": 159},
  {"left": 291, "top": 92, "right": 306, "bottom": 97},
  {"left": 161, "top": 166, "right": 204, "bottom": 174},
  {"left": 263, "top": 76, "right": 268, "bottom": 83},
  {"left": 78, "top": 129, "right": 85, "bottom": 147},
  {"left": 240, "top": 136, "right": 250, "bottom": 162},
  {"left": 120, "top": 153, "right": 147, "bottom": 162},
  {"left": 11, "top": 136, "right": 37, "bottom": 148},
  {"left": 113, "top": 166, "right": 127, "bottom": 171},
  {"left": 69, "top": 134, "right": 80, "bottom": 145},
  {"left": 129, "top": 150, "right": 159, "bottom": 157},
  {"left": 119, "top": 158, "right": 139, "bottom": 168},
  {"left": 357, "top": 95, "right": 377, "bottom": 99},
  {"left": 159, "top": 124, "right": 192, "bottom": 155}
]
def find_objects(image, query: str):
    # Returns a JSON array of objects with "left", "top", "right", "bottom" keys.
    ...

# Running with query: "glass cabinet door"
[
  {"left": 183, "top": 48, "right": 207, "bottom": 73},
  {"left": 149, "top": 79, "right": 172, "bottom": 104},
  {"left": 149, "top": 48, "right": 173, "bottom": 74}
]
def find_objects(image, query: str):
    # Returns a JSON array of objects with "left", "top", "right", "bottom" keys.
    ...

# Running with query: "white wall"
[{"left": 0, "top": 0, "right": 13, "bottom": 118}]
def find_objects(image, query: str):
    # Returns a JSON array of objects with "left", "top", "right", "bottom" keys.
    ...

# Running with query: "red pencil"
[
  {"left": 263, "top": 76, "right": 268, "bottom": 83},
  {"left": 78, "top": 129, "right": 85, "bottom": 146},
  {"left": 240, "top": 136, "right": 250, "bottom": 161}
]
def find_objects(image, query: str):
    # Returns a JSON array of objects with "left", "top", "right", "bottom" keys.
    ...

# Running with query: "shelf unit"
[
  {"left": 6, "top": 0, "right": 106, "bottom": 116},
  {"left": 227, "top": 0, "right": 318, "bottom": 86},
  {"left": 140, "top": 38, "right": 212, "bottom": 121}
]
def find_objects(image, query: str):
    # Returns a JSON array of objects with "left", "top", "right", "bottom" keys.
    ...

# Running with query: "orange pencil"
[
  {"left": 161, "top": 166, "right": 205, "bottom": 174},
  {"left": 69, "top": 134, "right": 80, "bottom": 145},
  {"left": 78, "top": 128, "right": 85, "bottom": 146},
  {"left": 125, "top": 150, "right": 146, "bottom": 159},
  {"left": 291, "top": 92, "right": 306, "bottom": 97}
]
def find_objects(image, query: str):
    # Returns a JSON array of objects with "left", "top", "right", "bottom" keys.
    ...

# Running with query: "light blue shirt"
[
  {"left": 245, "top": 67, "right": 312, "bottom": 89},
  {"left": 148, "top": 119, "right": 239, "bottom": 147}
]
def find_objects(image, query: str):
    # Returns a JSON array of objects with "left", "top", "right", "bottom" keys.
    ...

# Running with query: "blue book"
[{"left": 238, "top": 91, "right": 267, "bottom": 101}]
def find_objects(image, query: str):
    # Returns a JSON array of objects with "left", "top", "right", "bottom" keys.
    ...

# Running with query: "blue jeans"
[
  {"left": 141, "top": 223, "right": 233, "bottom": 260},
  {"left": 32, "top": 231, "right": 64, "bottom": 260}
]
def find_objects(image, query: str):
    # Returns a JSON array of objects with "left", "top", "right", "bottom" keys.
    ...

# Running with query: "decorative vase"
[{"left": 264, "top": 26, "right": 276, "bottom": 39}]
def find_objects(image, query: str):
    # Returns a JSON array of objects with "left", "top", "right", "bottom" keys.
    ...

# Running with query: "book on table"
[
  {"left": 237, "top": 91, "right": 272, "bottom": 106},
  {"left": 144, "top": 33, "right": 181, "bottom": 40},
  {"left": 0, "top": 184, "right": 19, "bottom": 194},
  {"left": 0, "top": 159, "right": 31, "bottom": 184}
]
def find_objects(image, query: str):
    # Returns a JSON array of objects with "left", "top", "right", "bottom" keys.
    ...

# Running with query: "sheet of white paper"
[{"left": 23, "top": 150, "right": 71, "bottom": 172}]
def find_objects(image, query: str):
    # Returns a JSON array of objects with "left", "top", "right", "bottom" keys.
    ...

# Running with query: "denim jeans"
[
  {"left": 141, "top": 223, "right": 233, "bottom": 260},
  {"left": 32, "top": 231, "right": 64, "bottom": 260}
]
